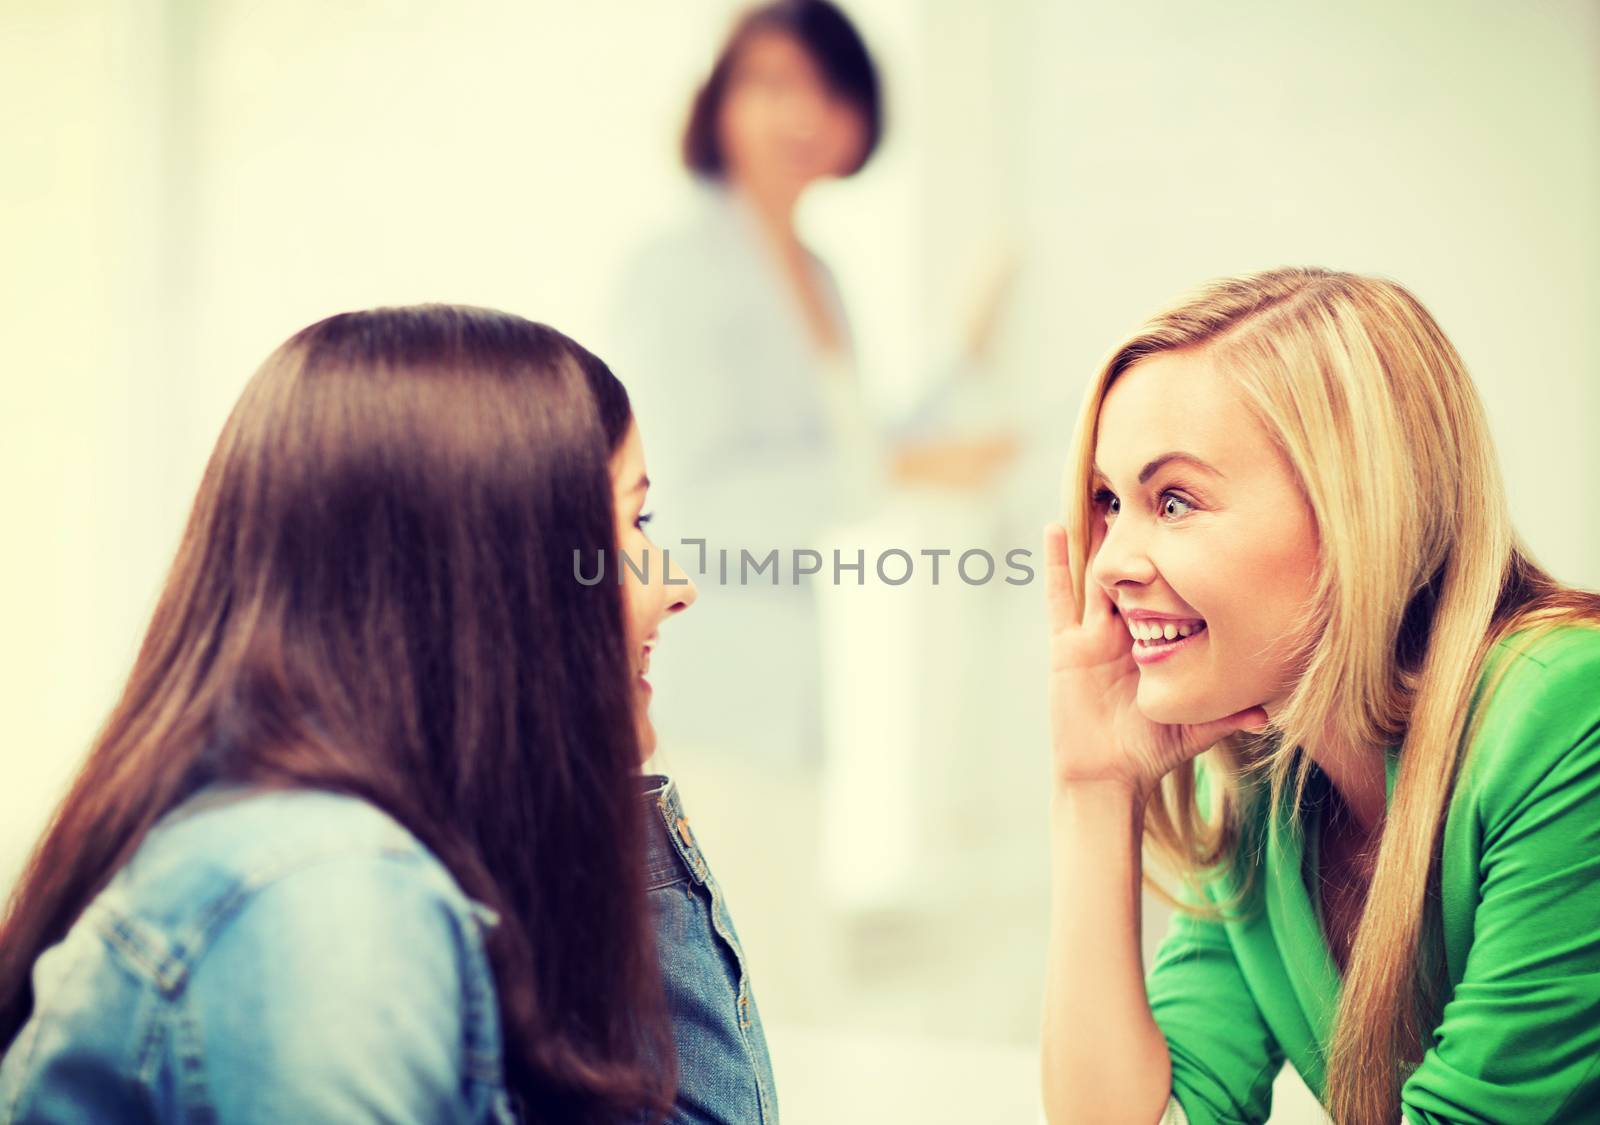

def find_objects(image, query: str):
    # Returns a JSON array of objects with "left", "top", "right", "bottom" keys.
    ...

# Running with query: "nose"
[
  {"left": 1087, "top": 513, "right": 1159, "bottom": 595},
  {"left": 665, "top": 549, "right": 698, "bottom": 614},
  {"left": 781, "top": 85, "right": 826, "bottom": 139}
]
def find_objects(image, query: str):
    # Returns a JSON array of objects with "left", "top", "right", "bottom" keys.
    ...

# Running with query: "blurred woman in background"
[
  {"left": 0, "top": 306, "right": 776, "bottom": 1124},
  {"left": 1039, "top": 268, "right": 1600, "bottom": 1124},
  {"left": 606, "top": 0, "right": 1013, "bottom": 763}
]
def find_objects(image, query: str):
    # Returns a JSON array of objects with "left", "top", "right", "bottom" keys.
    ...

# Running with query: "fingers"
[
  {"left": 1042, "top": 522, "right": 1079, "bottom": 629},
  {"left": 1082, "top": 569, "right": 1117, "bottom": 630},
  {"left": 1181, "top": 706, "right": 1271, "bottom": 756}
]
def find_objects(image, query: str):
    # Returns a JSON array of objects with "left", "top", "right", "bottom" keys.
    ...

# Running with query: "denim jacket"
[
  {"left": 0, "top": 777, "right": 777, "bottom": 1124},
  {"left": 640, "top": 774, "right": 777, "bottom": 1125}
]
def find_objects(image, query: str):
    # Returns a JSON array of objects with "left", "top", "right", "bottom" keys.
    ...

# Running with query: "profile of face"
[
  {"left": 1088, "top": 347, "right": 1322, "bottom": 726},
  {"left": 716, "top": 29, "right": 868, "bottom": 197},
  {"left": 611, "top": 418, "right": 698, "bottom": 757}
]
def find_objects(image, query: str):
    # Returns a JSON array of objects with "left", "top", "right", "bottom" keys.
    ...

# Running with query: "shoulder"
[
  {"left": 605, "top": 200, "right": 732, "bottom": 365},
  {"left": 1467, "top": 622, "right": 1600, "bottom": 755},
  {"left": 1486, "top": 618, "right": 1600, "bottom": 687},
  {"left": 100, "top": 787, "right": 497, "bottom": 993},
  {"left": 23, "top": 788, "right": 509, "bottom": 1122},
  {"left": 160, "top": 791, "right": 506, "bottom": 1117},
  {"left": 185, "top": 832, "right": 498, "bottom": 1058},
  {"left": 615, "top": 183, "right": 742, "bottom": 287},
  {"left": 1458, "top": 622, "right": 1600, "bottom": 824},
  {"left": 617, "top": 226, "right": 697, "bottom": 288}
]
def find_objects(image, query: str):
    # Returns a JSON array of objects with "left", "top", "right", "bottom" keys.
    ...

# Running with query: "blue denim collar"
[{"left": 640, "top": 774, "right": 708, "bottom": 890}]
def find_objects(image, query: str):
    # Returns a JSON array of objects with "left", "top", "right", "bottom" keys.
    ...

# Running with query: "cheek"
[
  {"left": 1192, "top": 529, "right": 1319, "bottom": 671},
  {"left": 618, "top": 544, "right": 667, "bottom": 642},
  {"left": 621, "top": 572, "right": 653, "bottom": 644},
  {"left": 720, "top": 95, "right": 769, "bottom": 160},
  {"left": 825, "top": 110, "right": 866, "bottom": 172}
]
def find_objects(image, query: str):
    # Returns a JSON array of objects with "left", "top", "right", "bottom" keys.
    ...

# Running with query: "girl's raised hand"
[{"left": 1042, "top": 522, "right": 1266, "bottom": 801}]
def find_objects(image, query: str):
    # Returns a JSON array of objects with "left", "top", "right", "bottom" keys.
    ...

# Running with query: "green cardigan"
[{"left": 1146, "top": 623, "right": 1600, "bottom": 1124}]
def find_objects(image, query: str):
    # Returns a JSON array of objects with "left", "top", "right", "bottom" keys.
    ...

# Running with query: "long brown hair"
[
  {"left": 0, "top": 305, "right": 675, "bottom": 1122},
  {"left": 1060, "top": 268, "right": 1600, "bottom": 1124}
]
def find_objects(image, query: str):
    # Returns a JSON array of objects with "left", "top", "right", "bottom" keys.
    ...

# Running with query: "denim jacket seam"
[
  {"left": 6, "top": 805, "right": 508, "bottom": 1119},
  {"left": 170, "top": 989, "right": 215, "bottom": 1123},
  {"left": 709, "top": 884, "right": 773, "bottom": 1122},
  {"left": 90, "top": 901, "right": 180, "bottom": 992},
  {"left": 648, "top": 777, "right": 777, "bottom": 1122},
  {"left": 1, "top": 995, "right": 46, "bottom": 1121},
  {"left": 455, "top": 911, "right": 506, "bottom": 1088},
  {"left": 131, "top": 986, "right": 168, "bottom": 1089},
  {"left": 125, "top": 829, "right": 456, "bottom": 990},
  {"left": 655, "top": 800, "right": 709, "bottom": 886},
  {"left": 173, "top": 847, "right": 506, "bottom": 1103},
  {"left": 1, "top": 912, "right": 167, "bottom": 1123}
]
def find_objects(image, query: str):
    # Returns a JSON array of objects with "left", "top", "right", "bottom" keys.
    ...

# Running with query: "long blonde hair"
[{"left": 1060, "top": 267, "right": 1600, "bottom": 1124}]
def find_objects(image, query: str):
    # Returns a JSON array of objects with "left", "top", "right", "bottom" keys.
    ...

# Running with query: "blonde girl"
[{"left": 1039, "top": 267, "right": 1600, "bottom": 1125}]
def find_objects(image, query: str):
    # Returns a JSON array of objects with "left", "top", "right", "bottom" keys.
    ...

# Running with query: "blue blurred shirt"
[{"left": 602, "top": 183, "right": 960, "bottom": 762}]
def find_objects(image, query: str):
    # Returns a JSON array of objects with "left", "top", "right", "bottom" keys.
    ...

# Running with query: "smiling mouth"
[
  {"left": 1127, "top": 619, "right": 1206, "bottom": 645},
  {"left": 1126, "top": 619, "right": 1207, "bottom": 666}
]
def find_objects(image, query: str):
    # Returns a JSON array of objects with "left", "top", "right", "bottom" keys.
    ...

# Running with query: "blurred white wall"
[{"left": 2, "top": 0, "right": 188, "bottom": 891}]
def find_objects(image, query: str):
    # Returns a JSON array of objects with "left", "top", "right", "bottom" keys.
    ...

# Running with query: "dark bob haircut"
[{"left": 682, "top": 0, "right": 882, "bottom": 178}]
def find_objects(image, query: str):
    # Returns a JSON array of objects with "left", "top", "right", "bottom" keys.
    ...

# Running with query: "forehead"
[
  {"left": 1094, "top": 348, "right": 1245, "bottom": 475},
  {"left": 735, "top": 28, "right": 823, "bottom": 78},
  {"left": 611, "top": 419, "right": 645, "bottom": 484}
]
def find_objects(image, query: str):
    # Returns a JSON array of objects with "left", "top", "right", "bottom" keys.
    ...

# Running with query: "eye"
[
  {"left": 1091, "top": 488, "right": 1120, "bottom": 519},
  {"left": 634, "top": 511, "right": 653, "bottom": 530},
  {"left": 1160, "top": 491, "right": 1195, "bottom": 520}
]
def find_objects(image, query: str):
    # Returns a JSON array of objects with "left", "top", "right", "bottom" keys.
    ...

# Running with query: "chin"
[{"left": 1135, "top": 679, "right": 1224, "bottom": 728}]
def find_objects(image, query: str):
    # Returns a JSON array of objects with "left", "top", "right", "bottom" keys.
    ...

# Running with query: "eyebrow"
[
  {"left": 630, "top": 474, "right": 650, "bottom": 493},
  {"left": 1092, "top": 452, "right": 1224, "bottom": 486}
]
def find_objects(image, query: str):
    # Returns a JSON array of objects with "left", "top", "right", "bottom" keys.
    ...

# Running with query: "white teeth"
[{"left": 1129, "top": 620, "right": 1205, "bottom": 643}]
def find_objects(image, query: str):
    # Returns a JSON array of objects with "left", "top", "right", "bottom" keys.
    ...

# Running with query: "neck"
[
  {"left": 1309, "top": 736, "right": 1389, "bottom": 839},
  {"left": 730, "top": 175, "right": 803, "bottom": 244}
]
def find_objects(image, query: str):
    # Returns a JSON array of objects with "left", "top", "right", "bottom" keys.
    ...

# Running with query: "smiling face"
[
  {"left": 611, "top": 418, "right": 697, "bottom": 758},
  {"left": 1088, "top": 346, "right": 1322, "bottom": 725},
  {"left": 716, "top": 28, "right": 869, "bottom": 198}
]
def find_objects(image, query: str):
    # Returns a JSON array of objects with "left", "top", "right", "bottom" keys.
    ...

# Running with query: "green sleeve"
[
  {"left": 1146, "top": 871, "right": 1285, "bottom": 1124},
  {"left": 1402, "top": 629, "right": 1600, "bottom": 1123}
]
